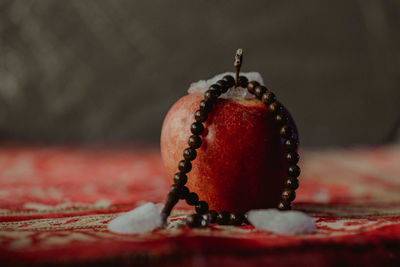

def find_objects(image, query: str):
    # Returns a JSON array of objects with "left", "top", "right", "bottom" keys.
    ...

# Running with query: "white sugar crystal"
[
  {"left": 188, "top": 72, "right": 264, "bottom": 100},
  {"left": 107, "top": 202, "right": 162, "bottom": 234},
  {"left": 246, "top": 209, "right": 316, "bottom": 235}
]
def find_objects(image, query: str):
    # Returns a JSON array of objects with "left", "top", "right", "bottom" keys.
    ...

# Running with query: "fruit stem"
[{"left": 234, "top": 48, "right": 243, "bottom": 87}]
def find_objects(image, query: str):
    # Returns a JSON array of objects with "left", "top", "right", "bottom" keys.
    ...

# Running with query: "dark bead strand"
[
  {"left": 286, "top": 178, "right": 299, "bottom": 190},
  {"left": 286, "top": 152, "right": 299, "bottom": 164},
  {"left": 238, "top": 76, "right": 248, "bottom": 88},
  {"left": 254, "top": 85, "right": 267, "bottom": 99},
  {"left": 216, "top": 80, "right": 229, "bottom": 93},
  {"left": 173, "top": 172, "right": 187, "bottom": 186},
  {"left": 178, "top": 160, "right": 192, "bottom": 173},
  {"left": 195, "top": 201, "right": 209, "bottom": 214},
  {"left": 280, "top": 125, "right": 293, "bottom": 138},
  {"left": 190, "top": 122, "right": 204, "bottom": 135},
  {"left": 186, "top": 192, "right": 199, "bottom": 206},
  {"left": 288, "top": 165, "right": 301, "bottom": 178},
  {"left": 217, "top": 211, "right": 231, "bottom": 225},
  {"left": 183, "top": 148, "right": 197, "bottom": 161},
  {"left": 222, "top": 75, "right": 235, "bottom": 88},
  {"left": 188, "top": 135, "right": 202, "bottom": 149},
  {"left": 163, "top": 79, "right": 301, "bottom": 228},
  {"left": 209, "top": 210, "right": 218, "bottom": 223},
  {"left": 194, "top": 109, "right": 208, "bottom": 122},
  {"left": 261, "top": 92, "right": 276, "bottom": 105},
  {"left": 199, "top": 100, "right": 212, "bottom": 112},
  {"left": 230, "top": 212, "right": 245, "bottom": 226},
  {"left": 186, "top": 214, "right": 202, "bottom": 227},
  {"left": 247, "top": 81, "right": 259, "bottom": 94}
]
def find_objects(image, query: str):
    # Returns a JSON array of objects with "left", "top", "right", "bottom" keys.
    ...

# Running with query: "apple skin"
[{"left": 160, "top": 92, "right": 298, "bottom": 213}]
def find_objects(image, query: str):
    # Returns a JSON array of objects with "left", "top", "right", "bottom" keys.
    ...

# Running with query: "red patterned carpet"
[{"left": 0, "top": 143, "right": 399, "bottom": 266}]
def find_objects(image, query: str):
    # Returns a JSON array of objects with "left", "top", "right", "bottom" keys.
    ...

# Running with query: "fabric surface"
[{"left": 0, "top": 143, "right": 399, "bottom": 266}]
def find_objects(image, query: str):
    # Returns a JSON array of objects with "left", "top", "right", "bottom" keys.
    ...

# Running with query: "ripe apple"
[{"left": 160, "top": 85, "right": 298, "bottom": 213}]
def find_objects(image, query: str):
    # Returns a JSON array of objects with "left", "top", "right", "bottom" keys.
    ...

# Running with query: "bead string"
[{"left": 161, "top": 75, "right": 300, "bottom": 228}]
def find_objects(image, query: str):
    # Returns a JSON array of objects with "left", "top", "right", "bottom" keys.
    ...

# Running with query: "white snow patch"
[
  {"left": 188, "top": 72, "right": 264, "bottom": 100},
  {"left": 247, "top": 209, "right": 316, "bottom": 235},
  {"left": 107, "top": 202, "right": 162, "bottom": 234}
]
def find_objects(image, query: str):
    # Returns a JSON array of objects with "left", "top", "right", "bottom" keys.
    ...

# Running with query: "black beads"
[
  {"left": 194, "top": 109, "right": 208, "bottom": 122},
  {"left": 178, "top": 160, "right": 192, "bottom": 173},
  {"left": 179, "top": 186, "right": 189, "bottom": 199},
  {"left": 247, "top": 81, "right": 259, "bottom": 94},
  {"left": 222, "top": 75, "right": 235, "bottom": 88},
  {"left": 285, "top": 178, "right": 299, "bottom": 190},
  {"left": 275, "top": 112, "right": 288, "bottom": 125},
  {"left": 285, "top": 138, "right": 298, "bottom": 151},
  {"left": 268, "top": 101, "right": 281, "bottom": 114},
  {"left": 209, "top": 210, "right": 218, "bottom": 223},
  {"left": 204, "top": 89, "right": 218, "bottom": 102},
  {"left": 288, "top": 165, "right": 301, "bottom": 177},
  {"left": 280, "top": 125, "right": 293, "bottom": 138},
  {"left": 173, "top": 172, "right": 187, "bottom": 186},
  {"left": 261, "top": 92, "right": 276, "bottom": 105},
  {"left": 183, "top": 148, "right": 197, "bottom": 161},
  {"left": 282, "top": 189, "right": 296, "bottom": 201},
  {"left": 286, "top": 152, "right": 299, "bottom": 164},
  {"left": 186, "top": 192, "right": 199, "bottom": 206},
  {"left": 216, "top": 79, "right": 229, "bottom": 93},
  {"left": 254, "top": 85, "right": 267, "bottom": 99},
  {"left": 278, "top": 201, "right": 291, "bottom": 210},
  {"left": 230, "top": 212, "right": 244, "bottom": 226},
  {"left": 217, "top": 211, "right": 230, "bottom": 225},
  {"left": 190, "top": 122, "right": 204, "bottom": 135},
  {"left": 195, "top": 201, "right": 209, "bottom": 214},
  {"left": 186, "top": 214, "right": 202, "bottom": 227},
  {"left": 188, "top": 135, "right": 202, "bottom": 149},
  {"left": 238, "top": 76, "right": 248, "bottom": 88},
  {"left": 199, "top": 100, "right": 212, "bottom": 112}
]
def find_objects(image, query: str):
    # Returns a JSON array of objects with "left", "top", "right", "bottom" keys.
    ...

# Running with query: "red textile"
[{"left": 0, "top": 143, "right": 399, "bottom": 266}]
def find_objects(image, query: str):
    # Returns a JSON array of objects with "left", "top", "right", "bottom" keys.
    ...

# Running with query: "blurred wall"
[{"left": 0, "top": 0, "right": 399, "bottom": 147}]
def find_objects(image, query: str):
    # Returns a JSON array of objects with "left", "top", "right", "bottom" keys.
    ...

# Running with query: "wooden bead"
[
  {"left": 254, "top": 86, "right": 267, "bottom": 99},
  {"left": 186, "top": 192, "right": 199, "bottom": 206},
  {"left": 284, "top": 138, "right": 298, "bottom": 151},
  {"left": 188, "top": 135, "right": 202, "bottom": 149},
  {"left": 209, "top": 210, "right": 218, "bottom": 223},
  {"left": 230, "top": 212, "right": 244, "bottom": 226},
  {"left": 280, "top": 125, "right": 293, "bottom": 138},
  {"left": 288, "top": 165, "right": 301, "bottom": 178},
  {"left": 222, "top": 75, "right": 235, "bottom": 87},
  {"left": 247, "top": 81, "right": 259, "bottom": 94},
  {"left": 216, "top": 79, "right": 229, "bottom": 93},
  {"left": 190, "top": 122, "right": 204, "bottom": 135},
  {"left": 194, "top": 109, "right": 208, "bottom": 122},
  {"left": 285, "top": 178, "right": 299, "bottom": 190},
  {"left": 278, "top": 201, "right": 291, "bottom": 210},
  {"left": 178, "top": 160, "right": 192, "bottom": 173},
  {"left": 282, "top": 189, "right": 296, "bottom": 201},
  {"left": 286, "top": 152, "right": 299, "bottom": 164},
  {"left": 186, "top": 214, "right": 202, "bottom": 227},
  {"left": 195, "top": 201, "right": 209, "bottom": 214},
  {"left": 238, "top": 76, "right": 248, "bottom": 88},
  {"left": 275, "top": 112, "right": 288, "bottom": 125},
  {"left": 217, "top": 211, "right": 230, "bottom": 225},
  {"left": 179, "top": 186, "right": 189, "bottom": 199},
  {"left": 199, "top": 100, "right": 212, "bottom": 112},
  {"left": 173, "top": 172, "right": 187, "bottom": 186},
  {"left": 183, "top": 148, "right": 197, "bottom": 161},
  {"left": 268, "top": 101, "right": 281, "bottom": 114},
  {"left": 261, "top": 92, "right": 276, "bottom": 105},
  {"left": 204, "top": 89, "right": 218, "bottom": 102}
]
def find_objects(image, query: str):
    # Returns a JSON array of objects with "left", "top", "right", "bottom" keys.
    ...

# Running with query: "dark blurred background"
[{"left": 0, "top": 0, "right": 399, "bottom": 148}]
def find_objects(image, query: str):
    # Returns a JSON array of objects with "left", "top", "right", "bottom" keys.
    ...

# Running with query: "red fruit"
[{"left": 160, "top": 92, "right": 298, "bottom": 213}]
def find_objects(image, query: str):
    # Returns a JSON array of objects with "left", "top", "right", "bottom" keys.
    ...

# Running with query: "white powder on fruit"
[{"left": 188, "top": 72, "right": 264, "bottom": 100}]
